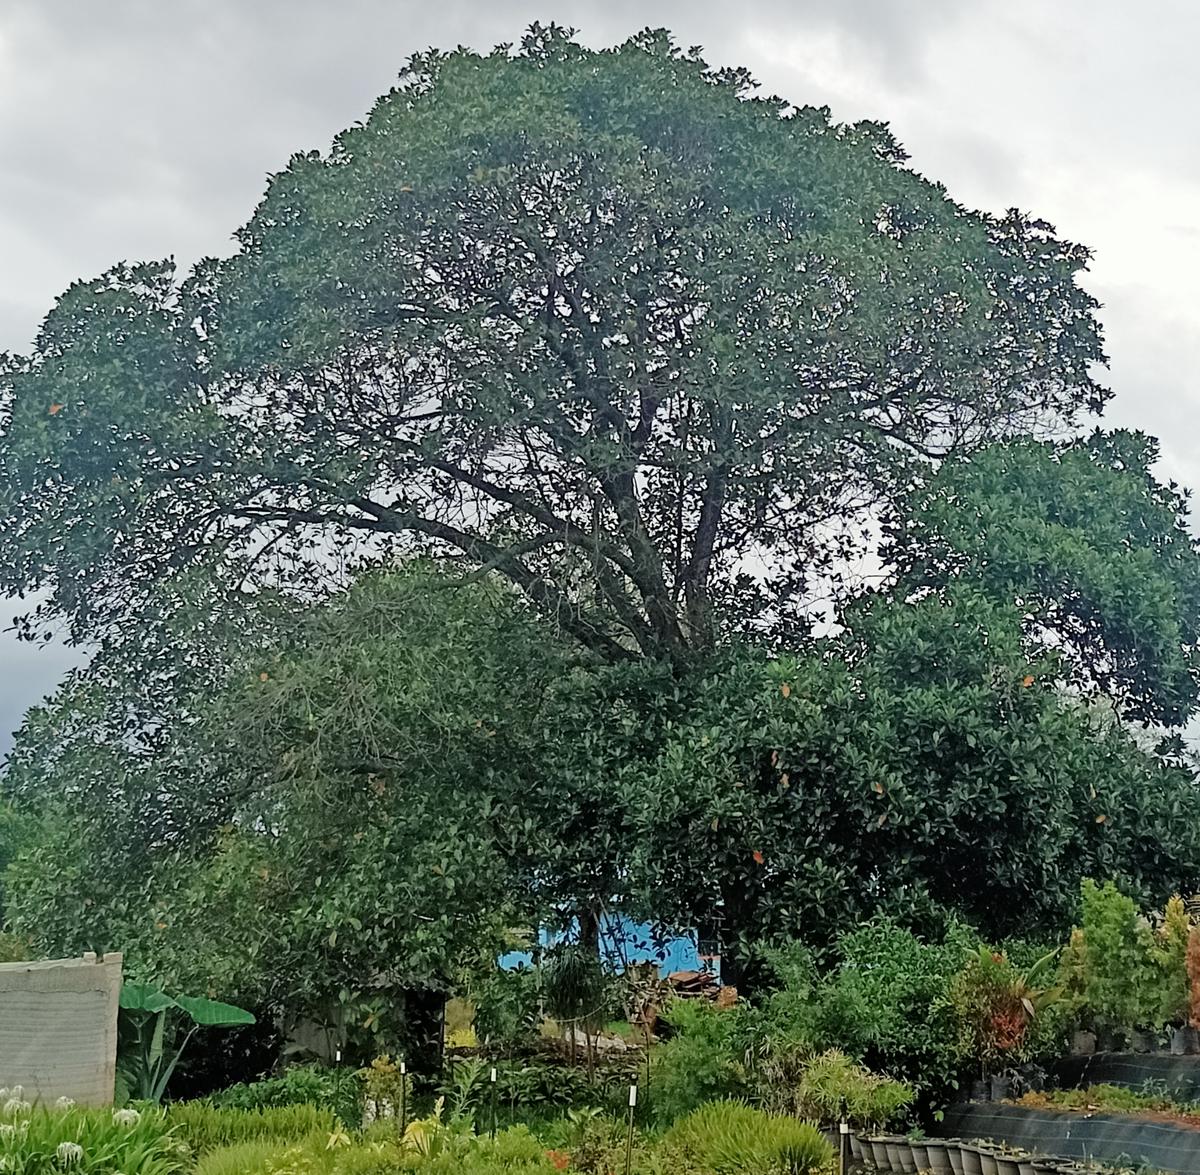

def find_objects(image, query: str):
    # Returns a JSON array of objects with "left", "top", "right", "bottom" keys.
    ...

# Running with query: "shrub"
[
  {"left": 211, "top": 1065, "right": 363, "bottom": 1125},
  {"left": 166, "top": 1102, "right": 335, "bottom": 1156},
  {"left": 651, "top": 1000, "right": 753, "bottom": 1122},
  {"left": 830, "top": 919, "right": 974, "bottom": 1101},
  {"left": 795, "top": 1050, "right": 913, "bottom": 1129},
  {"left": 0, "top": 1102, "right": 187, "bottom": 1175},
  {"left": 472, "top": 967, "right": 543, "bottom": 1049},
  {"left": 1188, "top": 927, "right": 1200, "bottom": 1029},
  {"left": 1153, "top": 896, "right": 1191, "bottom": 1026},
  {"left": 1074, "top": 880, "right": 1162, "bottom": 1037},
  {"left": 360, "top": 1056, "right": 414, "bottom": 1125},
  {"left": 665, "top": 1101, "right": 833, "bottom": 1175}
]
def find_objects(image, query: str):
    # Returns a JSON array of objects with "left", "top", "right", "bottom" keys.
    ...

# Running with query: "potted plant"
[
  {"left": 1066, "top": 880, "right": 1166, "bottom": 1051},
  {"left": 950, "top": 947, "right": 1060, "bottom": 1104}
]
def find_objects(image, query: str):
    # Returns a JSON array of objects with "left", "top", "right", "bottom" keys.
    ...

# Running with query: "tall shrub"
[{"left": 1075, "top": 880, "right": 1160, "bottom": 1038}]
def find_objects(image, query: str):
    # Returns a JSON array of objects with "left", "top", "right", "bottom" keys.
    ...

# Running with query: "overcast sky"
[{"left": 3, "top": 0, "right": 1200, "bottom": 754}]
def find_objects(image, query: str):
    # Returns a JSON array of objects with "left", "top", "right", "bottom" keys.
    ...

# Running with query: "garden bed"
[
  {"left": 1053, "top": 1053, "right": 1200, "bottom": 1102},
  {"left": 938, "top": 1102, "right": 1200, "bottom": 1175}
]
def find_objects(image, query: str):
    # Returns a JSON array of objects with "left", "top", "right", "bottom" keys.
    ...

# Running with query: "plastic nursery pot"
[
  {"left": 959, "top": 1144, "right": 984, "bottom": 1175},
  {"left": 1016, "top": 1156, "right": 1036, "bottom": 1175},
  {"left": 850, "top": 1133, "right": 866, "bottom": 1162},
  {"left": 1170, "top": 1025, "right": 1193, "bottom": 1055},
  {"left": 1129, "top": 1028, "right": 1154, "bottom": 1054},
  {"left": 946, "top": 1141, "right": 966, "bottom": 1175},
  {"left": 923, "top": 1140, "right": 951, "bottom": 1174},
  {"left": 869, "top": 1136, "right": 895, "bottom": 1171},
  {"left": 994, "top": 1153, "right": 1022, "bottom": 1175},
  {"left": 1069, "top": 1030, "right": 1096, "bottom": 1056},
  {"left": 909, "top": 1141, "right": 930, "bottom": 1173},
  {"left": 1030, "top": 1159, "right": 1060, "bottom": 1175},
  {"left": 891, "top": 1138, "right": 918, "bottom": 1175},
  {"left": 978, "top": 1146, "right": 1000, "bottom": 1175}
]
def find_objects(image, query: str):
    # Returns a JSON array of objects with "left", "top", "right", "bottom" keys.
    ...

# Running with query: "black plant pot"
[{"left": 1070, "top": 1029, "right": 1096, "bottom": 1056}]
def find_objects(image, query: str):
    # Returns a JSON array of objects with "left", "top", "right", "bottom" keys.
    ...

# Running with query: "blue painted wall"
[{"left": 498, "top": 914, "right": 719, "bottom": 980}]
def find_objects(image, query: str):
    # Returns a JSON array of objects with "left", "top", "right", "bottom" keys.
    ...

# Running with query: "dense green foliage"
[
  {"left": 210, "top": 1066, "right": 363, "bottom": 1128},
  {"left": 165, "top": 1103, "right": 336, "bottom": 1158},
  {"left": 664, "top": 1102, "right": 832, "bottom": 1175},
  {"left": 3, "top": 571, "right": 543, "bottom": 1043},
  {"left": 0, "top": 1104, "right": 186, "bottom": 1175},
  {"left": 3, "top": 25, "right": 1200, "bottom": 1064},
  {"left": 0, "top": 28, "right": 1105, "bottom": 663},
  {"left": 887, "top": 432, "right": 1200, "bottom": 725}
]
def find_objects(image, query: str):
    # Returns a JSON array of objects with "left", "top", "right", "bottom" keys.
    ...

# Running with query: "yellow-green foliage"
[
  {"left": 194, "top": 1124, "right": 557, "bottom": 1175},
  {"left": 1153, "top": 895, "right": 1191, "bottom": 1024},
  {"left": 166, "top": 1102, "right": 335, "bottom": 1156},
  {"left": 666, "top": 1101, "right": 833, "bottom": 1175},
  {"left": 795, "top": 1050, "right": 913, "bottom": 1128},
  {"left": 196, "top": 1139, "right": 302, "bottom": 1175}
]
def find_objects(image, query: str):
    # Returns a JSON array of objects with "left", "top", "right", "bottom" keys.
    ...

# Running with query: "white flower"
[
  {"left": 1, "top": 1100, "right": 29, "bottom": 1118},
  {"left": 56, "top": 1142, "right": 83, "bottom": 1165},
  {"left": 54, "top": 1097, "right": 75, "bottom": 1110},
  {"left": 6, "top": 1090, "right": 20, "bottom": 1102},
  {"left": 112, "top": 1108, "right": 141, "bottom": 1127},
  {"left": 0, "top": 1124, "right": 14, "bottom": 1140}
]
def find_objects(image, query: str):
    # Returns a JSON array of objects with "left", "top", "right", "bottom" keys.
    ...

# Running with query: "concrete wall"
[{"left": 0, "top": 953, "right": 122, "bottom": 1106}]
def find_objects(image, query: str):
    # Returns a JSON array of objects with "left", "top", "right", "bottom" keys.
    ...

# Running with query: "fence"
[{"left": 0, "top": 953, "right": 123, "bottom": 1106}]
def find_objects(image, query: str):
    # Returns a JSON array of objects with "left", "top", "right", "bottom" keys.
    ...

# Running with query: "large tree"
[
  {"left": 2, "top": 570, "right": 548, "bottom": 1046},
  {"left": 0, "top": 26, "right": 1106, "bottom": 663},
  {"left": 9, "top": 434, "right": 1199, "bottom": 996}
]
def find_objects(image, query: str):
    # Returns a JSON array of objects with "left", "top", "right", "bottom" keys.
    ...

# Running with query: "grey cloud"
[{"left": 3, "top": 0, "right": 1200, "bottom": 749}]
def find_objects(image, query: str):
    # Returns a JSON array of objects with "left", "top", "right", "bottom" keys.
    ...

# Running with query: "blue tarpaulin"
[{"left": 498, "top": 915, "right": 718, "bottom": 979}]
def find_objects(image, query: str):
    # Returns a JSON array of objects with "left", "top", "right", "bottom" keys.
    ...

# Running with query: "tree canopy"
[
  {"left": 0, "top": 26, "right": 1106, "bottom": 662},
  {"left": 4, "top": 26, "right": 1199, "bottom": 1026}
]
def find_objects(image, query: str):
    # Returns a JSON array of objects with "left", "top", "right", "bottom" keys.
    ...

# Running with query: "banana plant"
[{"left": 117, "top": 982, "right": 255, "bottom": 1103}]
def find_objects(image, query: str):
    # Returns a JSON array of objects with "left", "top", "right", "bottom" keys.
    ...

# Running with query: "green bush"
[
  {"left": 472, "top": 967, "right": 543, "bottom": 1049},
  {"left": 830, "top": 919, "right": 974, "bottom": 1100},
  {"left": 0, "top": 1102, "right": 187, "bottom": 1175},
  {"left": 795, "top": 1050, "right": 913, "bottom": 1129},
  {"left": 651, "top": 1000, "right": 752, "bottom": 1122},
  {"left": 211, "top": 1065, "right": 363, "bottom": 1125},
  {"left": 1073, "top": 880, "right": 1163, "bottom": 1038},
  {"left": 165, "top": 1102, "right": 335, "bottom": 1156},
  {"left": 665, "top": 1101, "right": 833, "bottom": 1175}
]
